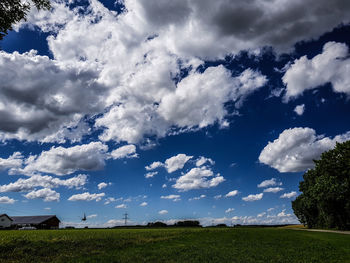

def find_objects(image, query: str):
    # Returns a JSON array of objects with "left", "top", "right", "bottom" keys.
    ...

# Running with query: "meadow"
[{"left": 0, "top": 227, "right": 349, "bottom": 263}]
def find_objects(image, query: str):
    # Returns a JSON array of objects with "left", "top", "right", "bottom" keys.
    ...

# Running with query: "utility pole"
[{"left": 122, "top": 212, "right": 129, "bottom": 226}]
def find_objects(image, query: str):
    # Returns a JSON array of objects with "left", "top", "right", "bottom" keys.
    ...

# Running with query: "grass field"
[{"left": 0, "top": 227, "right": 349, "bottom": 263}]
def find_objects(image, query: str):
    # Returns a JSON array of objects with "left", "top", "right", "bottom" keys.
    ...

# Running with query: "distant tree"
[
  {"left": 292, "top": 140, "right": 350, "bottom": 230},
  {"left": 0, "top": 0, "right": 51, "bottom": 40},
  {"left": 215, "top": 224, "right": 227, "bottom": 227},
  {"left": 174, "top": 220, "right": 201, "bottom": 227},
  {"left": 147, "top": 222, "right": 167, "bottom": 227}
]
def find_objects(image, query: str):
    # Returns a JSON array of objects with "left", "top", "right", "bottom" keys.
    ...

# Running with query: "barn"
[
  {"left": 0, "top": 214, "right": 13, "bottom": 229},
  {"left": 11, "top": 215, "right": 60, "bottom": 229}
]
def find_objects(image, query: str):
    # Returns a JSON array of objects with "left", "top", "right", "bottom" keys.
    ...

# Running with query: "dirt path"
[{"left": 293, "top": 228, "right": 350, "bottom": 235}]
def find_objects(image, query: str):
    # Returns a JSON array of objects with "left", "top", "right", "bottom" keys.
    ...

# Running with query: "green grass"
[{"left": 0, "top": 228, "right": 349, "bottom": 262}]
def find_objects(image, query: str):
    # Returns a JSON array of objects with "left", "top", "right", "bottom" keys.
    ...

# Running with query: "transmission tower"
[{"left": 122, "top": 212, "right": 129, "bottom": 226}]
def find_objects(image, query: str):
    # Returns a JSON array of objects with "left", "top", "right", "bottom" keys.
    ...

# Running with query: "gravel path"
[{"left": 294, "top": 228, "right": 350, "bottom": 235}]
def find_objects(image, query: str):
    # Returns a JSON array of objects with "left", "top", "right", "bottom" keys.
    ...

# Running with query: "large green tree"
[
  {"left": 292, "top": 140, "right": 350, "bottom": 230},
  {"left": 0, "top": 0, "right": 51, "bottom": 40}
]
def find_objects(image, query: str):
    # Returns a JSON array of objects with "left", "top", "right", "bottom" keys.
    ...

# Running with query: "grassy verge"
[{"left": 0, "top": 227, "right": 349, "bottom": 262}]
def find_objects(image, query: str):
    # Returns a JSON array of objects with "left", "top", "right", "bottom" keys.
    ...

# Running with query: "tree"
[
  {"left": 0, "top": 0, "right": 51, "bottom": 40},
  {"left": 292, "top": 140, "right": 350, "bottom": 230}
]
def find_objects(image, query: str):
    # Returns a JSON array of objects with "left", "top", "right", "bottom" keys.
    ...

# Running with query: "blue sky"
[{"left": 0, "top": 0, "right": 349, "bottom": 227}]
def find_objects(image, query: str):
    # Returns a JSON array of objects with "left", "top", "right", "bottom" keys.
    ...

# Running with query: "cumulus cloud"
[
  {"left": 0, "top": 50, "right": 107, "bottom": 143},
  {"left": 225, "top": 190, "right": 239, "bottom": 198},
  {"left": 283, "top": 42, "right": 350, "bottom": 101},
  {"left": 145, "top": 171, "right": 158, "bottom": 178},
  {"left": 214, "top": 195, "right": 222, "bottom": 200},
  {"left": 98, "top": 182, "right": 111, "bottom": 190},
  {"left": 87, "top": 214, "right": 98, "bottom": 219},
  {"left": 189, "top": 194, "right": 206, "bottom": 201},
  {"left": 164, "top": 154, "right": 193, "bottom": 173},
  {"left": 225, "top": 208, "right": 234, "bottom": 213},
  {"left": 263, "top": 187, "right": 284, "bottom": 193},
  {"left": 68, "top": 192, "right": 105, "bottom": 202},
  {"left": 110, "top": 144, "right": 138, "bottom": 159},
  {"left": 14, "top": 142, "right": 108, "bottom": 176},
  {"left": 0, "top": 174, "right": 87, "bottom": 193},
  {"left": 172, "top": 166, "right": 225, "bottom": 191},
  {"left": 259, "top": 127, "right": 350, "bottom": 172},
  {"left": 277, "top": 210, "right": 292, "bottom": 217},
  {"left": 242, "top": 193, "right": 263, "bottom": 202},
  {"left": 257, "top": 212, "right": 266, "bottom": 218},
  {"left": 294, "top": 104, "right": 305, "bottom": 116},
  {"left": 2, "top": 0, "right": 349, "bottom": 145},
  {"left": 0, "top": 196, "right": 16, "bottom": 204},
  {"left": 115, "top": 204, "right": 127, "bottom": 209},
  {"left": 161, "top": 194, "right": 181, "bottom": 202},
  {"left": 280, "top": 191, "right": 298, "bottom": 199},
  {"left": 145, "top": 162, "right": 163, "bottom": 171},
  {"left": 158, "top": 210, "right": 168, "bottom": 215},
  {"left": 0, "top": 152, "right": 23, "bottom": 172},
  {"left": 24, "top": 188, "right": 60, "bottom": 202},
  {"left": 257, "top": 178, "right": 281, "bottom": 188},
  {"left": 195, "top": 157, "right": 215, "bottom": 167},
  {"left": 145, "top": 154, "right": 193, "bottom": 173},
  {"left": 140, "top": 202, "right": 148, "bottom": 207}
]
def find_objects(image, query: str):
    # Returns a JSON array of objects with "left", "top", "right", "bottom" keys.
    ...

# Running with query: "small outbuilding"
[
  {"left": 0, "top": 214, "right": 13, "bottom": 229},
  {"left": 11, "top": 215, "right": 60, "bottom": 229}
]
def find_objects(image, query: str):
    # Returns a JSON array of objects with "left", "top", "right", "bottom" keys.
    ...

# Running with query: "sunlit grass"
[{"left": 0, "top": 227, "right": 349, "bottom": 262}]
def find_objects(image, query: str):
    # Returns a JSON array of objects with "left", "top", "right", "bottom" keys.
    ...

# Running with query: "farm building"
[
  {"left": 0, "top": 214, "right": 13, "bottom": 228},
  {"left": 11, "top": 215, "right": 60, "bottom": 229}
]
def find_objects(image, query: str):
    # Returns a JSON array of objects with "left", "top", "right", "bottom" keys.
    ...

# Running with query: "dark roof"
[
  {"left": 11, "top": 215, "right": 60, "bottom": 225},
  {"left": 0, "top": 214, "right": 13, "bottom": 221}
]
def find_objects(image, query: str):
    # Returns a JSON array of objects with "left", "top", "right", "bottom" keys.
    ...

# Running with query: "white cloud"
[
  {"left": 145, "top": 171, "right": 158, "bottom": 179},
  {"left": 15, "top": 142, "right": 108, "bottom": 176},
  {"left": 158, "top": 67, "right": 267, "bottom": 130},
  {"left": 24, "top": 188, "right": 60, "bottom": 202},
  {"left": 68, "top": 192, "right": 105, "bottom": 202},
  {"left": 280, "top": 191, "right": 298, "bottom": 199},
  {"left": 0, "top": 196, "right": 16, "bottom": 204},
  {"left": 294, "top": 104, "right": 305, "bottom": 116},
  {"left": 195, "top": 157, "right": 215, "bottom": 167},
  {"left": 140, "top": 202, "right": 148, "bottom": 207},
  {"left": 283, "top": 42, "right": 350, "bottom": 101},
  {"left": 172, "top": 166, "right": 225, "bottom": 191},
  {"left": 225, "top": 190, "right": 239, "bottom": 198},
  {"left": 0, "top": 50, "right": 107, "bottom": 143},
  {"left": 214, "top": 195, "right": 222, "bottom": 200},
  {"left": 225, "top": 208, "right": 234, "bottom": 213},
  {"left": 145, "top": 161, "right": 164, "bottom": 171},
  {"left": 259, "top": 127, "right": 350, "bottom": 172},
  {"left": 161, "top": 194, "right": 181, "bottom": 202},
  {"left": 0, "top": 174, "right": 87, "bottom": 192},
  {"left": 0, "top": 152, "right": 23, "bottom": 172},
  {"left": 98, "top": 182, "right": 110, "bottom": 190},
  {"left": 189, "top": 194, "right": 206, "bottom": 201},
  {"left": 110, "top": 144, "right": 138, "bottom": 159},
  {"left": 158, "top": 210, "right": 168, "bottom": 215},
  {"left": 104, "top": 197, "right": 120, "bottom": 205},
  {"left": 87, "top": 214, "right": 98, "bottom": 219},
  {"left": 2, "top": 0, "right": 349, "bottom": 145},
  {"left": 115, "top": 204, "right": 127, "bottom": 209},
  {"left": 162, "top": 184, "right": 167, "bottom": 188},
  {"left": 242, "top": 193, "right": 263, "bottom": 202},
  {"left": 257, "top": 178, "right": 281, "bottom": 188},
  {"left": 263, "top": 187, "right": 284, "bottom": 193},
  {"left": 277, "top": 210, "right": 292, "bottom": 217},
  {"left": 257, "top": 212, "right": 266, "bottom": 218},
  {"left": 164, "top": 154, "right": 193, "bottom": 173}
]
